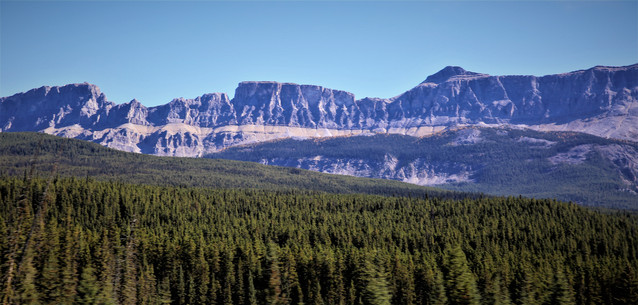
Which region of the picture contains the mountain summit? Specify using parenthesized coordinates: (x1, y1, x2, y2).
(422, 66, 486, 84)
(1, 64, 637, 156)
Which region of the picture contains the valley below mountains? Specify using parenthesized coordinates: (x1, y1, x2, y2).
(2, 64, 637, 208)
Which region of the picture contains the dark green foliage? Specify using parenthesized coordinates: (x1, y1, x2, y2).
(442, 247, 480, 305)
(1, 177, 637, 304)
(360, 253, 392, 305)
(76, 265, 99, 305)
(17, 249, 39, 305)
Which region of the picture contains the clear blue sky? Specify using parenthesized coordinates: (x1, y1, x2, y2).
(2, 1, 637, 107)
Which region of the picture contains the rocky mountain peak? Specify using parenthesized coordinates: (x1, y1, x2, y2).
(422, 66, 486, 84)
(0, 82, 114, 132)
(3, 82, 104, 103)
(129, 98, 142, 105)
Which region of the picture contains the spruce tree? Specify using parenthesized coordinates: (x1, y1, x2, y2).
(76, 265, 99, 305)
(16, 249, 39, 305)
(443, 246, 480, 305)
(39, 225, 61, 305)
(360, 253, 392, 305)
(267, 243, 284, 305)
(549, 267, 575, 305)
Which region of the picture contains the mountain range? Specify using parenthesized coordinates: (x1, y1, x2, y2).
(2, 64, 636, 156)
(2, 64, 637, 207)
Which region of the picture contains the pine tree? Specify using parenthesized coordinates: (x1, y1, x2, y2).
(175, 264, 186, 305)
(157, 276, 172, 305)
(76, 265, 99, 305)
(60, 225, 79, 304)
(360, 253, 392, 305)
(309, 280, 324, 305)
(549, 267, 575, 305)
(39, 223, 61, 305)
(513, 265, 534, 305)
(391, 256, 415, 305)
(121, 225, 138, 305)
(219, 250, 234, 305)
(267, 243, 284, 305)
(443, 246, 480, 305)
(195, 241, 210, 305)
(95, 230, 116, 305)
(137, 259, 157, 305)
(16, 248, 39, 305)
(246, 270, 258, 305)
(2, 179, 35, 305)
(483, 273, 512, 305)
(613, 263, 638, 305)
(429, 266, 448, 305)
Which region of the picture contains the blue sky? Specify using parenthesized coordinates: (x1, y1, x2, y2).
(1, 1, 637, 106)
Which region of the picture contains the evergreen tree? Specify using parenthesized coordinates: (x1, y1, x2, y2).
(613, 263, 638, 305)
(60, 225, 79, 304)
(95, 230, 116, 305)
(309, 280, 324, 305)
(549, 267, 575, 305)
(195, 241, 210, 305)
(157, 276, 172, 305)
(429, 266, 448, 305)
(443, 246, 480, 305)
(76, 265, 99, 305)
(513, 265, 534, 305)
(391, 256, 415, 305)
(16, 249, 39, 305)
(360, 253, 392, 305)
(121, 225, 138, 305)
(246, 270, 258, 305)
(38, 226, 61, 305)
(137, 260, 157, 305)
(266, 243, 285, 305)
(483, 273, 511, 305)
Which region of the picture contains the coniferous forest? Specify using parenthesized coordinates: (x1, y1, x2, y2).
(2, 176, 638, 304)
(1, 133, 638, 304)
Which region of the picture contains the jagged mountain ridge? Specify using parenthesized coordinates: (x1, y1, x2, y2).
(1, 64, 637, 156)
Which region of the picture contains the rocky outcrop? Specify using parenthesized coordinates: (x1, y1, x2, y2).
(257, 155, 474, 186)
(208, 128, 638, 207)
(0, 83, 112, 131)
(1, 64, 637, 156)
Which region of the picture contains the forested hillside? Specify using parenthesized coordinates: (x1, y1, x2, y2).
(0, 132, 461, 199)
(1, 177, 637, 304)
(208, 128, 638, 209)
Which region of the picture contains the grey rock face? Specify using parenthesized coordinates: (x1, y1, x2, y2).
(257, 155, 474, 186)
(1, 64, 637, 156)
(0, 83, 113, 131)
(386, 65, 638, 127)
(147, 93, 234, 127)
(231, 81, 358, 128)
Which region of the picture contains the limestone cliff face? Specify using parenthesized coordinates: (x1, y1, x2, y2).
(0, 83, 113, 131)
(399, 65, 638, 125)
(1, 64, 637, 156)
(146, 93, 234, 127)
(231, 81, 359, 128)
